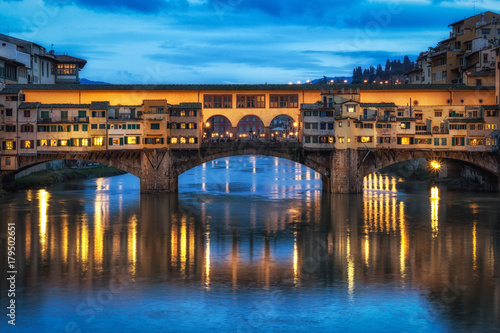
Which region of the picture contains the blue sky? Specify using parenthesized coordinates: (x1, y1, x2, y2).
(0, 0, 498, 84)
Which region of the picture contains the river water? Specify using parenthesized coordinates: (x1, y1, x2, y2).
(1, 155, 500, 332)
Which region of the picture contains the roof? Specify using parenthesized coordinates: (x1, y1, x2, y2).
(483, 105, 500, 110)
(90, 101, 110, 110)
(54, 55, 87, 69)
(0, 87, 21, 94)
(40, 103, 91, 109)
(300, 103, 321, 110)
(360, 103, 396, 108)
(405, 68, 423, 74)
(467, 71, 495, 77)
(0, 56, 26, 68)
(448, 118, 484, 123)
(429, 50, 448, 58)
(169, 102, 202, 109)
(18, 102, 40, 109)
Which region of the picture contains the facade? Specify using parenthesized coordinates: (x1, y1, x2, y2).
(0, 34, 86, 85)
(0, 83, 499, 171)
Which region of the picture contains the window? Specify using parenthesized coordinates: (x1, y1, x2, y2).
(397, 111, 404, 117)
(338, 137, 345, 143)
(112, 138, 120, 145)
(338, 121, 342, 128)
(469, 138, 484, 146)
(60, 140, 68, 146)
(486, 110, 499, 117)
(204, 95, 232, 108)
(481, 29, 490, 35)
(127, 137, 137, 144)
(359, 136, 372, 143)
(61, 111, 68, 122)
(400, 122, 411, 129)
(6, 141, 13, 150)
(158, 108, 164, 114)
(91, 124, 98, 129)
(171, 137, 178, 144)
(486, 124, 498, 130)
(73, 124, 79, 131)
(269, 94, 298, 108)
(415, 113, 422, 121)
(236, 95, 266, 108)
(416, 125, 427, 131)
(57, 63, 77, 75)
(82, 124, 88, 131)
(73, 139, 80, 147)
(24, 110, 30, 118)
(151, 123, 160, 130)
(363, 123, 373, 129)
(346, 105, 356, 113)
(449, 124, 467, 130)
(180, 111, 186, 117)
(469, 124, 475, 130)
(6, 109, 12, 117)
(40, 140, 48, 147)
(81, 139, 88, 146)
(6, 125, 16, 132)
(189, 137, 195, 144)
(476, 79, 482, 87)
(21, 124, 33, 132)
(401, 137, 410, 145)
(441, 138, 447, 145)
(40, 110, 49, 119)
(93, 137, 104, 146)
(78, 110, 87, 118)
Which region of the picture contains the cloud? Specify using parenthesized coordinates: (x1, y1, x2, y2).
(44, 0, 189, 13)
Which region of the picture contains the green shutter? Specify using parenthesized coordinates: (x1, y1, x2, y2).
(120, 138, 124, 145)
(137, 124, 140, 129)
(124, 136, 128, 144)
(37, 140, 40, 146)
(109, 138, 113, 145)
(467, 138, 470, 145)
(397, 137, 401, 145)
(461, 137, 465, 146)
(428, 139, 431, 144)
(410, 137, 414, 144)
(452, 139, 455, 146)
(69, 139, 73, 147)
(57, 140, 61, 146)
(136, 136, 140, 144)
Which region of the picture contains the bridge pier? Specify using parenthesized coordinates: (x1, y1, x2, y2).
(140, 150, 178, 193)
(327, 149, 363, 194)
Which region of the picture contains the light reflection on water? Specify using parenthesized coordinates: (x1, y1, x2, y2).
(0, 156, 500, 332)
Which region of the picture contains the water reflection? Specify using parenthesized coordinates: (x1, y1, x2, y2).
(1, 162, 500, 332)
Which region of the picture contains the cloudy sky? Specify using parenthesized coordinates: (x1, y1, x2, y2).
(0, 0, 498, 84)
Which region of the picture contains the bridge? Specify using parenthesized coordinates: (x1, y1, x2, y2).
(2, 142, 500, 193)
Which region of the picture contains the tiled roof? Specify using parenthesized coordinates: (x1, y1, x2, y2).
(40, 103, 91, 108)
(468, 71, 495, 77)
(483, 105, 500, 110)
(90, 101, 110, 110)
(360, 103, 396, 108)
(18, 102, 40, 109)
(0, 87, 22, 94)
(300, 103, 321, 110)
(4, 83, 495, 92)
(169, 103, 202, 109)
(448, 118, 484, 123)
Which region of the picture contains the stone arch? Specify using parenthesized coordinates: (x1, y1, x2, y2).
(235, 115, 265, 139)
(358, 150, 500, 190)
(269, 114, 298, 140)
(205, 115, 233, 140)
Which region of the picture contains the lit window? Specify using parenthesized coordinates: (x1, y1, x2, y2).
(6, 141, 13, 150)
(338, 137, 345, 143)
(171, 137, 178, 144)
(93, 137, 103, 146)
(113, 138, 120, 145)
(361, 136, 371, 143)
(127, 137, 137, 144)
(180, 111, 186, 116)
(24, 141, 31, 148)
(60, 140, 67, 146)
(81, 139, 88, 146)
(401, 137, 410, 145)
(51, 140, 57, 147)
(347, 138, 351, 143)
(57, 63, 77, 75)
(347, 105, 356, 113)
(328, 137, 334, 143)
(74, 139, 80, 147)
(181, 123, 186, 129)
(151, 123, 160, 130)
(189, 137, 195, 144)
(180, 137, 186, 144)
(41, 140, 48, 146)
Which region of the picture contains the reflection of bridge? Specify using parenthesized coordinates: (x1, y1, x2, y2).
(3, 142, 500, 192)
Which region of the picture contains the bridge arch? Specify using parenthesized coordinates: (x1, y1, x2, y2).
(270, 114, 298, 141)
(236, 115, 265, 139)
(358, 150, 500, 190)
(205, 115, 233, 139)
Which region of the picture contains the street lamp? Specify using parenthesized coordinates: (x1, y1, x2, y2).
(429, 160, 441, 171)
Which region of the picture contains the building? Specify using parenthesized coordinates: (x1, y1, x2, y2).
(0, 34, 86, 85)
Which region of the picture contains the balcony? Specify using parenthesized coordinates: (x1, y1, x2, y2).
(360, 115, 377, 121)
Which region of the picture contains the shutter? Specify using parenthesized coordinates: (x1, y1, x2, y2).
(452, 138, 455, 146)
(2, 141, 5, 150)
(136, 136, 140, 144)
(467, 138, 470, 145)
(195, 137, 198, 144)
(397, 137, 401, 145)
(194, 123, 197, 129)
(124, 136, 128, 144)
(12, 141, 16, 150)
(428, 139, 432, 144)
(410, 137, 414, 144)
(120, 138, 123, 145)
(57, 140, 61, 146)
(167, 138, 171, 144)
(67, 125, 71, 132)
(166, 123, 170, 129)
(109, 138, 113, 146)
(30, 140, 34, 148)
(21, 140, 25, 148)
(461, 137, 465, 146)
(37, 140, 40, 146)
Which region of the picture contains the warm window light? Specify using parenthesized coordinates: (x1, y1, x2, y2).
(93, 137, 103, 146)
(41, 140, 48, 147)
(401, 137, 410, 145)
(6, 141, 13, 150)
(127, 137, 137, 144)
(60, 140, 67, 146)
(189, 137, 195, 144)
(51, 140, 57, 147)
(81, 139, 88, 146)
(361, 136, 371, 143)
(180, 137, 186, 144)
(171, 137, 178, 144)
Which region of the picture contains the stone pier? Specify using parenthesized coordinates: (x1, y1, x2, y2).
(140, 150, 178, 193)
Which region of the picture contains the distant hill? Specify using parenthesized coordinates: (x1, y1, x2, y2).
(80, 78, 111, 85)
(310, 76, 352, 84)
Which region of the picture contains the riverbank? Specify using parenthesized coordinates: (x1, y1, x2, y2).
(13, 166, 127, 190)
